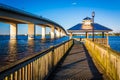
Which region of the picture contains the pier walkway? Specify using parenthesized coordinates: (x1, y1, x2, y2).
(51, 41, 105, 80)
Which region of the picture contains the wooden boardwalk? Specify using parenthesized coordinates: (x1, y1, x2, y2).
(51, 41, 105, 80)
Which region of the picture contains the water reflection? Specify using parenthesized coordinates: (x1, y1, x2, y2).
(0, 36, 69, 67)
(27, 39, 35, 53)
(8, 40, 17, 62)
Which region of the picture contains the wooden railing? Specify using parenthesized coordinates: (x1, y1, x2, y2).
(88, 38, 108, 46)
(85, 39, 120, 80)
(0, 39, 73, 80)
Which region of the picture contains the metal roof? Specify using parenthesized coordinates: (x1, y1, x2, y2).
(67, 23, 112, 33)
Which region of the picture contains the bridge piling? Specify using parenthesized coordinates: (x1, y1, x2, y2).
(28, 24, 35, 39)
(10, 23, 17, 39)
(50, 26, 55, 39)
(41, 25, 46, 40)
(56, 28, 60, 38)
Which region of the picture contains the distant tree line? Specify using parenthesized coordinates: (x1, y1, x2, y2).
(109, 32, 120, 36)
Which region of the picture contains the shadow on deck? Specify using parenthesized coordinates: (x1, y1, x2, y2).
(49, 41, 105, 80)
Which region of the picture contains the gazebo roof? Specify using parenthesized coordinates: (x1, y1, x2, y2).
(67, 23, 112, 33)
(83, 17, 91, 20)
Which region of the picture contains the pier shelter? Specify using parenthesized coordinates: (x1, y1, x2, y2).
(67, 17, 112, 46)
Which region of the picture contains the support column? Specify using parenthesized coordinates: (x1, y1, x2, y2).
(70, 32, 73, 39)
(50, 26, 55, 39)
(61, 31, 64, 37)
(28, 24, 35, 39)
(106, 32, 109, 46)
(56, 28, 60, 38)
(60, 31, 63, 37)
(62, 32, 64, 36)
(10, 23, 17, 39)
(59, 30, 61, 37)
(41, 25, 46, 40)
(63, 33, 66, 36)
(86, 32, 89, 38)
(102, 32, 104, 38)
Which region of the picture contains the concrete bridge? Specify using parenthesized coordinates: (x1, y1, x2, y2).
(0, 4, 67, 39)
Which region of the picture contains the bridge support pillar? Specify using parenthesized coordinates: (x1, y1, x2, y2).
(60, 31, 63, 37)
(70, 32, 73, 39)
(50, 26, 55, 39)
(28, 24, 35, 39)
(63, 33, 66, 36)
(42, 26, 46, 40)
(56, 28, 60, 38)
(10, 23, 17, 39)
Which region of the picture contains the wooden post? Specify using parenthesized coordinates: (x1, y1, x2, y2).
(102, 32, 104, 38)
(106, 32, 109, 46)
(18, 69, 21, 80)
(14, 71, 18, 80)
(22, 67, 25, 80)
(86, 32, 89, 38)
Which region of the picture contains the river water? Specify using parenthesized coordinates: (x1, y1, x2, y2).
(0, 36, 69, 67)
(0, 35, 120, 67)
(109, 36, 120, 53)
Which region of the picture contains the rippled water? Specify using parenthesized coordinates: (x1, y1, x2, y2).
(0, 36, 69, 67)
(0, 36, 69, 55)
(109, 36, 120, 52)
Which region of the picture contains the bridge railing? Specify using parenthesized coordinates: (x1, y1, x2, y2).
(0, 39, 73, 80)
(85, 39, 120, 80)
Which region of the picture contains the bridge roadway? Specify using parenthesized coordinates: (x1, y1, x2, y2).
(51, 41, 108, 80)
(0, 4, 66, 40)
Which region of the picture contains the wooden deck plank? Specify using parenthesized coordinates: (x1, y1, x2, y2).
(51, 41, 104, 80)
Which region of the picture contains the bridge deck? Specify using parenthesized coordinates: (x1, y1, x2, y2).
(51, 41, 105, 80)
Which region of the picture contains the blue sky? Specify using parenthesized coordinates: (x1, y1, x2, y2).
(0, 0, 120, 34)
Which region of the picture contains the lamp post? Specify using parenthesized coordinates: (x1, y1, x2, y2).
(92, 11, 95, 41)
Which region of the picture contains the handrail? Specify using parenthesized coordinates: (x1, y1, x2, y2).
(85, 39, 120, 80)
(0, 39, 73, 80)
(87, 38, 108, 46)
